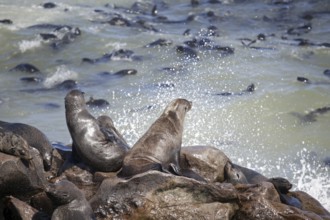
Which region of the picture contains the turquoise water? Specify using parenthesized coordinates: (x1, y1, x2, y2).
(0, 0, 329, 209)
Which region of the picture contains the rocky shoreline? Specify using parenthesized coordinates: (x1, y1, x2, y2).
(0, 90, 330, 220)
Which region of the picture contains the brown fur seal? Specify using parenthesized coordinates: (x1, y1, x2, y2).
(224, 161, 248, 185)
(118, 98, 192, 179)
(226, 163, 303, 209)
(0, 127, 32, 160)
(267, 177, 302, 209)
(0, 121, 53, 170)
(64, 89, 129, 172)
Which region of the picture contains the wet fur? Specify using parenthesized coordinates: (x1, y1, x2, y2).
(118, 99, 191, 178)
(65, 90, 129, 172)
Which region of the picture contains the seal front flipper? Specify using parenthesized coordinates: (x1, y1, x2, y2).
(165, 163, 181, 175)
(97, 115, 130, 150)
(180, 168, 207, 182)
(167, 163, 206, 182)
(117, 163, 163, 179)
(100, 127, 118, 143)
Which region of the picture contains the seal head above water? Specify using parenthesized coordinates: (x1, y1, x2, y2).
(65, 89, 129, 172)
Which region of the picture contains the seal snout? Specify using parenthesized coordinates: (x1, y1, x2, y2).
(187, 101, 192, 111)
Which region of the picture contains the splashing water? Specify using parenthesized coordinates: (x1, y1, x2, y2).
(43, 65, 78, 88)
(1, 0, 329, 211)
(18, 39, 42, 53)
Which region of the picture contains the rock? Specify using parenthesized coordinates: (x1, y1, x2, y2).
(46, 149, 65, 179)
(46, 179, 95, 220)
(58, 159, 98, 200)
(3, 196, 49, 220)
(234, 182, 286, 219)
(0, 149, 47, 201)
(30, 191, 54, 216)
(289, 191, 330, 218)
(180, 145, 230, 183)
(90, 170, 238, 219)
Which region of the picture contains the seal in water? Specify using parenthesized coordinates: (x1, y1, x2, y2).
(0, 121, 52, 170)
(65, 89, 129, 172)
(0, 127, 32, 160)
(46, 180, 95, 220)
(117, 98, 192, 179)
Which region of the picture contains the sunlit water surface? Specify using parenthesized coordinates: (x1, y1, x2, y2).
(0, 0, 329, 210)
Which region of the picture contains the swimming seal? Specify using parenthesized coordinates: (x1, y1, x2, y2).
(65, 89, 129, 172)
(118, 98, 192, 178)
(0, 127, 32, 160)
(46, 180, 95, 220)
(0, 121, 52, 169)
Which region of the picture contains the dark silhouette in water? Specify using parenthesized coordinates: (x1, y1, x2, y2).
(291, 106, 330, 123)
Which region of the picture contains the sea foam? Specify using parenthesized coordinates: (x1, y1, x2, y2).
(43, 65, 78, 88)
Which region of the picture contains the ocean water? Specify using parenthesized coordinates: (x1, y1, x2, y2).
(0, 0, 329, 210)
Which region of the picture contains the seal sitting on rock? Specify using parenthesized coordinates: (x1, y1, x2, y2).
(118, 98, 204, 181)
(65, 89, 129, 172)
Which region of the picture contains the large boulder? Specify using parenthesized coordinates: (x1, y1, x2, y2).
(289, 191, 330, 219)
(90, 170, 239, 219)
(181, 145, 230, 183)
(2, 196, 49, 220)
(57, 157, 99, 200)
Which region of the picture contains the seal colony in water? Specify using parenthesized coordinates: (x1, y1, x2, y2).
(64, 89, 129, 172)
(118, 98, 204, 181)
